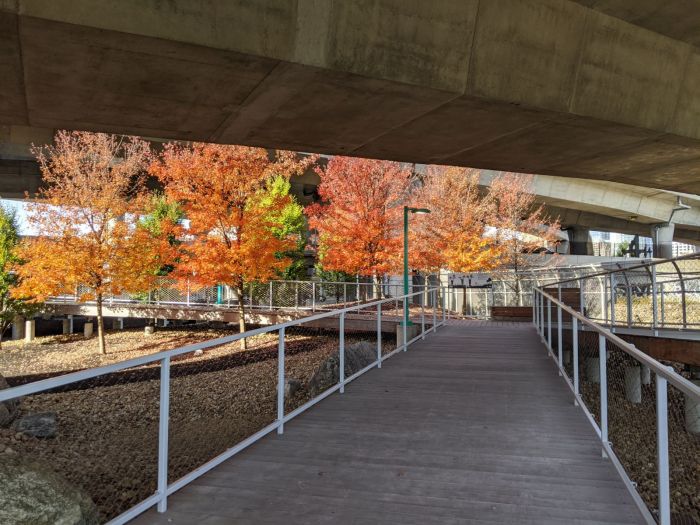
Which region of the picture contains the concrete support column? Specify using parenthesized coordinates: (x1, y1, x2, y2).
(569, 227, 593, 255)
(686, 379, 700, 435)
(652, 223, 675, 259)
(624, 365, 642, 404)
(62, 317, 72, 335)
(84, 322, 94, 339)
(112, 317, 124, 330)
(24, 319, 35, 342)
(11, 316, 25, 340)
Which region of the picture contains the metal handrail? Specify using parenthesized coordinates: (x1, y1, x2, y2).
(547, 252, 700, 288)
(533, 286, 700, 525)
(0, 286, 446, 525)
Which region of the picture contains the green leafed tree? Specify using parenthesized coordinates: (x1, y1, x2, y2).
(0, 206, 38, 347)
(139, 192, 185, 276)
(259, 176, 308, 280)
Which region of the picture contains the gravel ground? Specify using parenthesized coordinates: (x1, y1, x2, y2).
(0, 326, 389, 522)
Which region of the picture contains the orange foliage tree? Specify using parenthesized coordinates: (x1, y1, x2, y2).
(14, 131, 174, 354)
(149, 143, 314, 344)
(488, 172, 561, 304)
(410, 166, 502, 312)
(306, 156, 414, 298)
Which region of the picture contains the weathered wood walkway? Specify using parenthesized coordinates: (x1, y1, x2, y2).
(133, 322, 645, 525)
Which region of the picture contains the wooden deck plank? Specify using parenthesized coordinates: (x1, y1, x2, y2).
(132, 323, 645, 525)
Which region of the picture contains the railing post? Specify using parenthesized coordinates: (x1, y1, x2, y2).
(442, 287, 446, 323)
(295, 282, 299, 310)
(403, 297, 408, 351)
(186, 280, 191, 307)
(610, 274, 616, 332)
(432, 289, 437, 331)
(660, 282, 665, 327)
(277, 327, 285, 434)
(344, 283, 347, 305)
(656, 370, 671, 525)
(599, 334, 608, 458)
(626, 282, 632, 328)
(269, 281, 273, 310)
(157, 356, 171, 513)
(421, 293, 425, 339)
(547, 298, 552, 353)
(339, 312, 345, 393)
(376, 302, 382, 368)
(578, 278, 584, 315)
(539, 292, 544, 337)
(557, 304, 563, 374)
(651, 265, 658, 335)
(572, 317, 579, 405)
(312, 281, 316, 312)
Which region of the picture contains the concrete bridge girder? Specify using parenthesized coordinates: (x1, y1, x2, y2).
(2, 1, 700, 192)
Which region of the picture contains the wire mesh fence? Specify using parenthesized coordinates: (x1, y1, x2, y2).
(0, 287, 443, 524)
(1, 364, 161, 522)
(538, 288, 700, 525)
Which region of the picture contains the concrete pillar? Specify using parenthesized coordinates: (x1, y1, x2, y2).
(624, 365, 642, 404)
(686, 379, 700, 435)
(395, 324, 419, 348)
(641, 365, 651, 385)
(569, 227, 593, 256)
(652, 223, 675, 259)
(24, 320, 35, 342)
(84, 322, 93, 339)
(111, 317, 124, 330)
(62, 318, 71, 335)
(11, 316, 25, 340)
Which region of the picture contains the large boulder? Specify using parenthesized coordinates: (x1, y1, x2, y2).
(15, 412, 57, 439)
(309, 341, 377, 397)
(0, 454, 99, 525)
(0, 373, 20, 428)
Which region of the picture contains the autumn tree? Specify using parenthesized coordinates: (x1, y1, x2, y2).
(306, 156, 413, 298)
(0, 206, 38, 347)
(150, 143, 314, 346)
(14, 131, 174, 354)
(488, 172, 561, 305)
(410, 166, 501, 313)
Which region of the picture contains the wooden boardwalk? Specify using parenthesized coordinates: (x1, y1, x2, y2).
(133, 322, 645, 525)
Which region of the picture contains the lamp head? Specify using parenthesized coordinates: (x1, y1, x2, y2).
(409, 207, 431, 215)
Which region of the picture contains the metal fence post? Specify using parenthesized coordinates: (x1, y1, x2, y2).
(557, 304, 563, 374)
(157, 356, 171, 513)
(656, 371, 671, 525)
(572, 317, 579, 405)
(539, 292, 544, 337)
(344, 283, 347, 305)
(277, 327, 285, 435)
(421, 293, 425, 339)
(377, 302, 382, 368)
(339, 312, 345, 393)
(432, 289, 437, 331)
(442, 287, 446, 323)
(651, 265, 658, 335)
(269, 281, 273, 310)
(626, 281, 632, 328)
(547, 298, 552, 353)
(312, 281, 316, 312)
(599, 334, 608, 458)
(186, 280, 191, 307)
(660, 282, 665, 327)
(578, 278, 584, 315)
(295, 282, 299, 310)
(403, 297, 408, 351)
(610, 274, 616, 332)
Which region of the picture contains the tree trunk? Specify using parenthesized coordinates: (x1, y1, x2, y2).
(373, 275, 382, 300)
(236, 281, 247, 350)
(96, 292, 106, 354)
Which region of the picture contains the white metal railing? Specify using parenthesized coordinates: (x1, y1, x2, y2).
(0, 287, 446, 524)
(533, 287, 700, 524)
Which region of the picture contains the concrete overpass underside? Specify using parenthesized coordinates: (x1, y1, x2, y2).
(3, 1, 700, 193)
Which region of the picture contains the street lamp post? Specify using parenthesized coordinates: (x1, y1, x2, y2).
(403, 206, 430, 326)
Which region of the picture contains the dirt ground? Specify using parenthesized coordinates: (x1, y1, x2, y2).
(0, 325, 389, 522)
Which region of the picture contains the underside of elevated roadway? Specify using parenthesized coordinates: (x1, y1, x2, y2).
(3, 1, 700, 193)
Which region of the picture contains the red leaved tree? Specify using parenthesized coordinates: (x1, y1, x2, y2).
(150, 143, 314, 346)
(14, 131, 174, 354)
(306, 156, 414, 298)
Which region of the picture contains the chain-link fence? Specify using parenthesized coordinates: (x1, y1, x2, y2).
(0, 287, 444, 524)
(536, 288, 700, 524)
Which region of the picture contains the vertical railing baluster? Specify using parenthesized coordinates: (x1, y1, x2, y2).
(421, 292, 425, 339)
(376, 302, 382, 368)
(403, 296, 408, 351)
(277, 327, 285, 434)
(651, 265, 658, 335)
(547, 298, 552, 353)
(599, 334, 608, 458)
(339, 313, 345, 393)
(432, 289, 437, 331)
(656, 370, 671, 525)
(573, 317, 579, 406)
(610, 274, 616, 332)
(157, 356, 171, 513)
(557, 304, 563, 374)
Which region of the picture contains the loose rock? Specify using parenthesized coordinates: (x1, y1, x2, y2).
(308, 341, 376, 397)
(0, 454, 99, 525)
(15, 412, 57, 439)
(284, 378, 302, 398)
